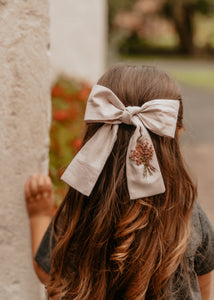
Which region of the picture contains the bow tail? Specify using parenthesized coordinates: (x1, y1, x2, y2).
(126, 124, 166, 200)
(61, 124, 119, 196)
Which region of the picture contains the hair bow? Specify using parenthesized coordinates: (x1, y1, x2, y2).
(61, 85, 180, 199)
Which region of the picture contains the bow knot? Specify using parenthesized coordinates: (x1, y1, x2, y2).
(121, 106, 140, 125)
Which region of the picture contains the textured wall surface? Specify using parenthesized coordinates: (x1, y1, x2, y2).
(0, 1, 50, 299)
(50, 0, 107, 83)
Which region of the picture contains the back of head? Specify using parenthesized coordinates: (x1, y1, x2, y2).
(48, 64, 196, 300)
(98, 64, 182, 110)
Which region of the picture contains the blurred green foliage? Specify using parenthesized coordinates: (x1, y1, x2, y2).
(50, 77, 91, 205)
(162, 0, 212, 18)
(162, 0, 214, 53)
(118, 33, 177, 56)
(108, 0, 133, 31)
(108, 0, 214, 55)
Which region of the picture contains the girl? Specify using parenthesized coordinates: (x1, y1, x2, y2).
(25, 65, 214, 299)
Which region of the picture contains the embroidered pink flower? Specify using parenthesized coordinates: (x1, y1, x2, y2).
(129, 141, 156, 177)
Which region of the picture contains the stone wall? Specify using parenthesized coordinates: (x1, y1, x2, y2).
(0, 1, 50, 299)
(50, 0, 107, 83)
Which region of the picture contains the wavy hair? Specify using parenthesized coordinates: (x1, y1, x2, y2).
(47, 65, 197, 299)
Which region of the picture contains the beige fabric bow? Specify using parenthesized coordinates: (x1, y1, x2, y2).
(61, 85, 180, 199)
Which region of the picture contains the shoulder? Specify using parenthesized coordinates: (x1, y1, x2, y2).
(185, 202, 202, 257)
(186, 201, 214, 276)
(192, 202, 214, 246)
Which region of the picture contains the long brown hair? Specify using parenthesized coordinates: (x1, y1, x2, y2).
(47, 65, 197, 299)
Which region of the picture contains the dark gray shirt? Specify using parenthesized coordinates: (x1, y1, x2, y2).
(35, 202, 214, 299)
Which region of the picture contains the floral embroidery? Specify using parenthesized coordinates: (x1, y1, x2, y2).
(129, 141, 156, 177)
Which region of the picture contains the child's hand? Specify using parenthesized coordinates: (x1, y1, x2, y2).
(25, 174, 55, 218)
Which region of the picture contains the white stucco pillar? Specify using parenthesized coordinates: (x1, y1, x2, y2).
(0, 1, 50, 299)
(50, 0, 107, 83)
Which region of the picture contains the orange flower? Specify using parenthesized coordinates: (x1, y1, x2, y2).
(77, 86, 91, 101)
(71, 138, 82, 152)
(53, 110, 70, 121)
(51, 85, 66, 98)
(53, 107, 78, 122)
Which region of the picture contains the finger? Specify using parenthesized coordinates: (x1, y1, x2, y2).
(38, 175, 52, 193)
(44, 176, 53, 193)
(29, 173, 39, 196)
(38, 174, 46, 193)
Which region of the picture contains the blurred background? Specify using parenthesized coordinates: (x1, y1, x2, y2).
(50, 0, 214, 231)
(1, 1, 213, 298)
